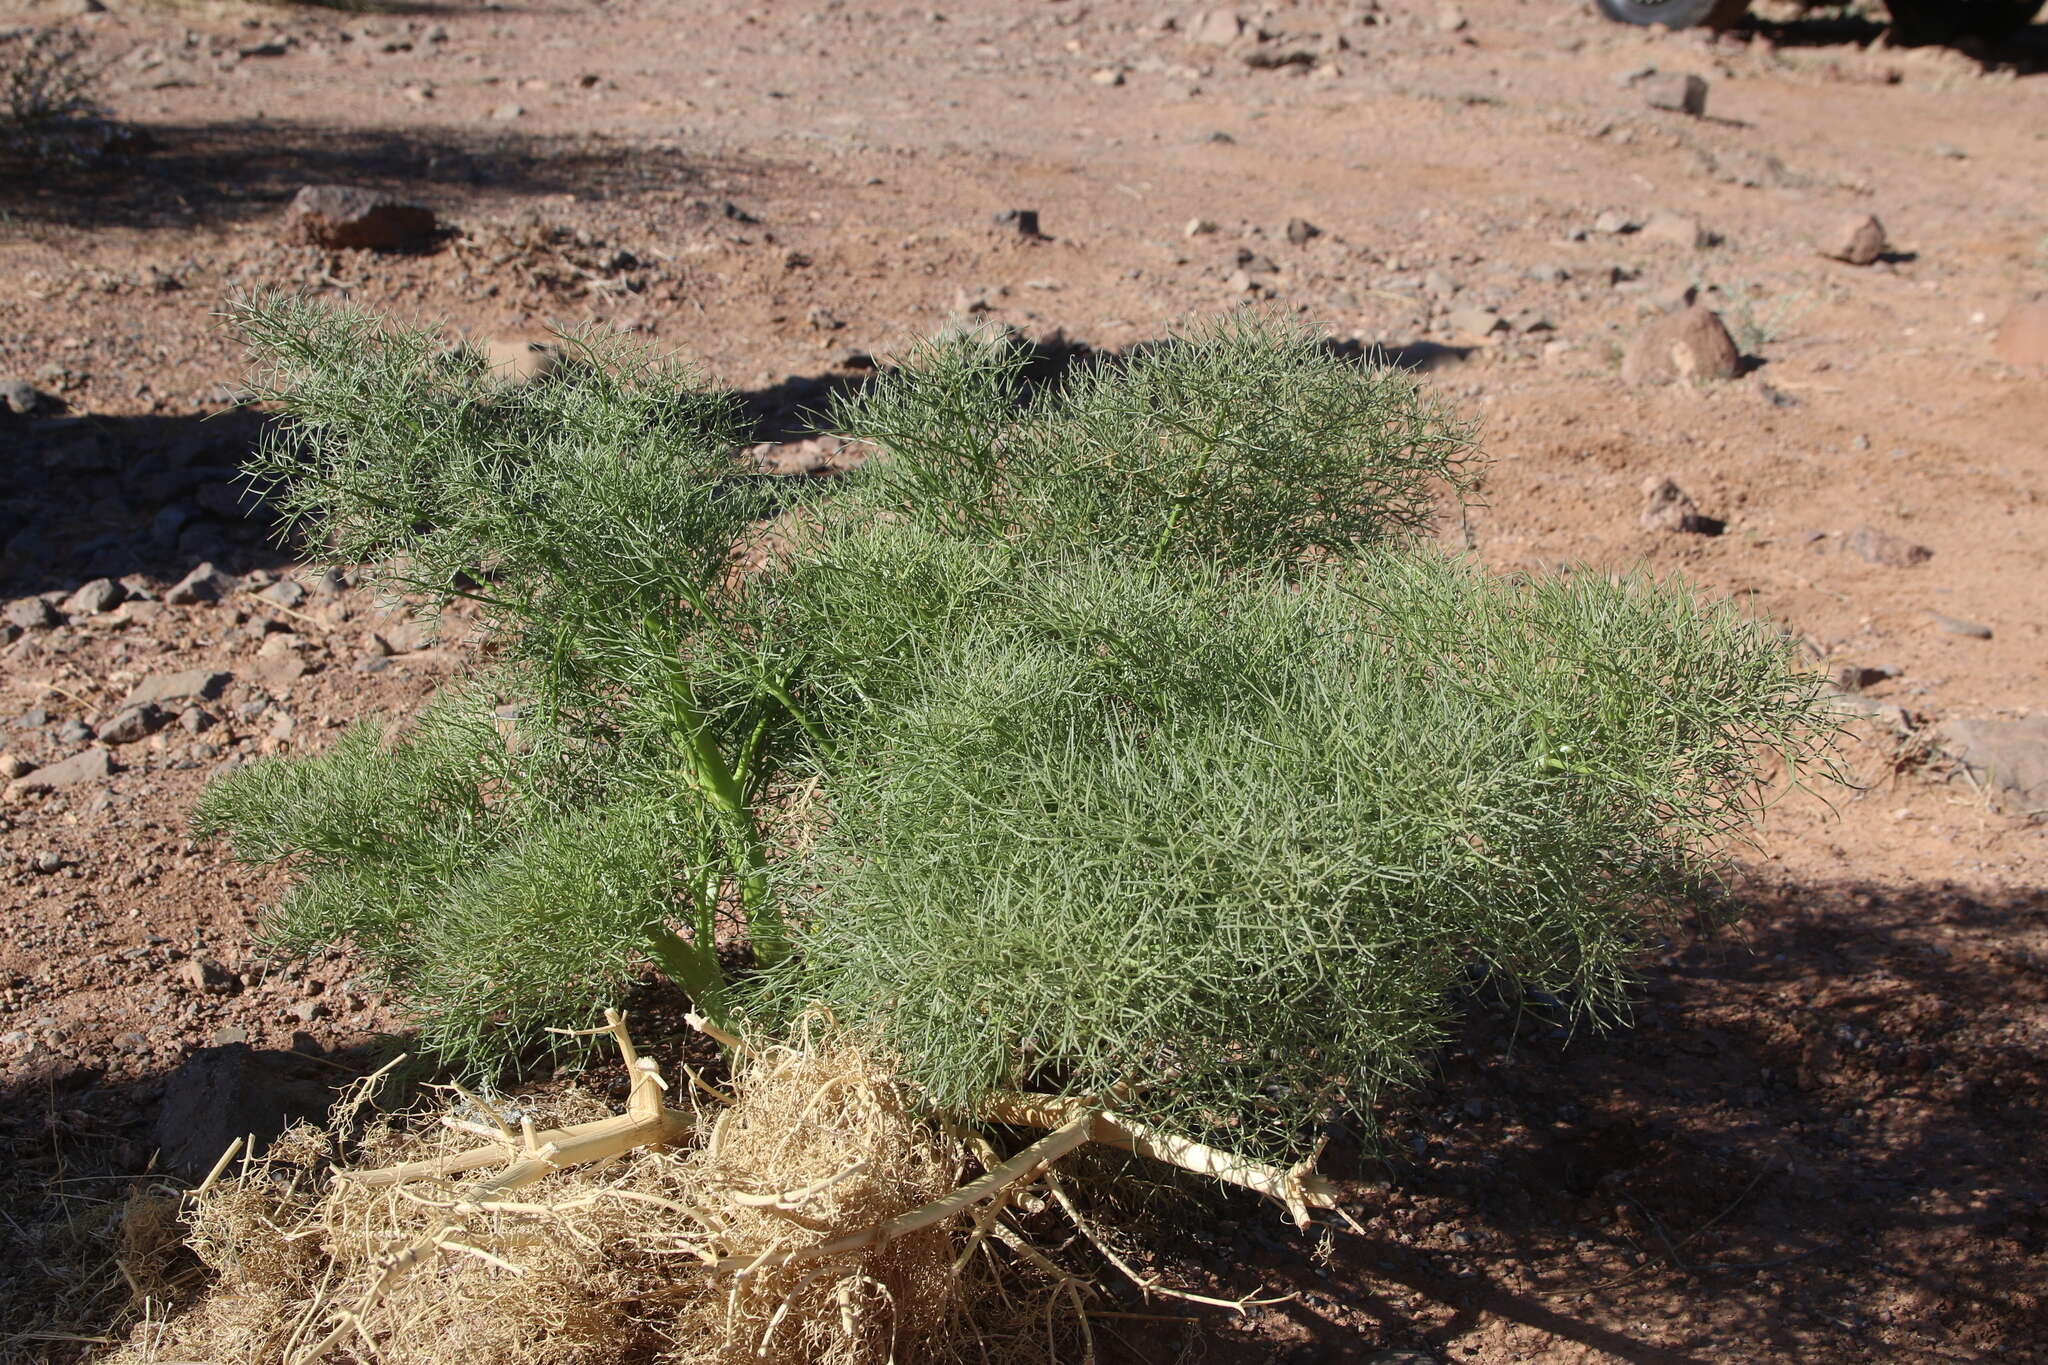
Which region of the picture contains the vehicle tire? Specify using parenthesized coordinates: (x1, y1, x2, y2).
(1885, 0, 2044, 41)
(1593, 0, 1752, 28)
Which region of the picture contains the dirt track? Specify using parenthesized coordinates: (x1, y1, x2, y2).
(3, 0, 2046, 1360)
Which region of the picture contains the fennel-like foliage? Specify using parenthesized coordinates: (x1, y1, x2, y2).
(197, 298, 1833, 1158)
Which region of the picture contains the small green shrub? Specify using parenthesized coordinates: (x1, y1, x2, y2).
(199, 297, 1836, 1161)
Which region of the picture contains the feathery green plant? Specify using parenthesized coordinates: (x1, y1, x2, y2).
(198, 297, 1835, 1159)
(762, 536, 1827, 1157)
(828, 317, 1475, 571)
(203, 295, 820, 1041)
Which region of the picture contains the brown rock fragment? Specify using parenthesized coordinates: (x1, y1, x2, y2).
(478, 338, 564, 384)
(1621, 305, 1741, 386)
(1642, 72, 1708, 116)
(1820, 214, 1887, 266)
(1187, 9, 1246, 46)
(1640, 476, 1715, 534)
(126, 669, 233, 707)
(1926, 611, 1991, 639)
(5, 746, 113, 798)
(1844, 526, 1932, 568)
(1938, 715, 2048, 814)
(284, 185, 440, 252)
(1641, 213, 1708, 250)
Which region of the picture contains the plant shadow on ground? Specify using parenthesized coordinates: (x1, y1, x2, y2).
(738, 334, 1473, 447)
(5, 872, 2042, 1363)
(1, 306, 1475, 600)
(0, 969, 720, 1363)
(0, 408, 300, 601)
(0, 1032, 399, 1365)
(1090, 873, 2048, 1363)
(0, 119, 764, 234)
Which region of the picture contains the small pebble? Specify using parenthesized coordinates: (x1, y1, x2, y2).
(1926, 611, 1992, 639)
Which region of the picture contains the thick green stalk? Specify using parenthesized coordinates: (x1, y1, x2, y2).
(663, 670, 787, 966)
(644, 924, 730, 1028)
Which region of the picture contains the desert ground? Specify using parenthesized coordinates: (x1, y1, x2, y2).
(3, 0, 2045, 1360)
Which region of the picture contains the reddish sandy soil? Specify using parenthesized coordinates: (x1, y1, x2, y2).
(2, 0, 2045, 1360)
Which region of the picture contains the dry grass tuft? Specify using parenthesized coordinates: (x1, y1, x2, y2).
(104, 1028, 1071, 1365)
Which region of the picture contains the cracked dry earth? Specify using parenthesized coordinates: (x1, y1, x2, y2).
(3, 0, 2046, 1361)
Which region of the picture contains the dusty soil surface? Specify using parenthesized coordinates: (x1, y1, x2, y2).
(3, 0, 2045, 1360)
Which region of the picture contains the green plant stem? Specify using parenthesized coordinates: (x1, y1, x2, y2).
(645, 924, 730, 1028)
(664, 672, 786, 965)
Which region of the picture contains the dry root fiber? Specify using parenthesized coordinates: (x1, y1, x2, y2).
(110, 1012, 1323, 1365)
(109, 1020, 1025, 1365)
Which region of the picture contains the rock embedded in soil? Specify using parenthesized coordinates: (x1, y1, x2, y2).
(175, 958, 237, 994)
(479, 338, 562, 384)
(1640, 476, 1716, 534)
(1845, 526, 1933, 567)
(1642, 212, 1708, 250)
(1285, 216, 1321, 246)
(1821, 213, 1888, 266)
(1643, 72, 1708, 117)
(4, 597, 61, 631)
(283, 185, 441, 252)
(5, 746, 113, 798)
(1992, 295, 2048, 368)
(1937, 714, 2048, 813)
(1832, 664, 1897, 692)
(151, 1043, 343, 1176)
(258, 577, 305, 610)
(1620, 305, 1741, 386)
(164, 561, 234, 606)
(59, 577, 124, 616)
(1187, 8, 1246, 46)
(1446, 308, 1506, 339)
(990, 208, 1042, 238)
(1926, 610, 1992, 639)
(1, 379, 46, 416)
(99, 703, 171, 745)
(125, 668, 233, 707)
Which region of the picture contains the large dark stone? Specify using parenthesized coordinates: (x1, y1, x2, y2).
(284, 185, 440, 252)
(151, 1043, 338, 1175)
